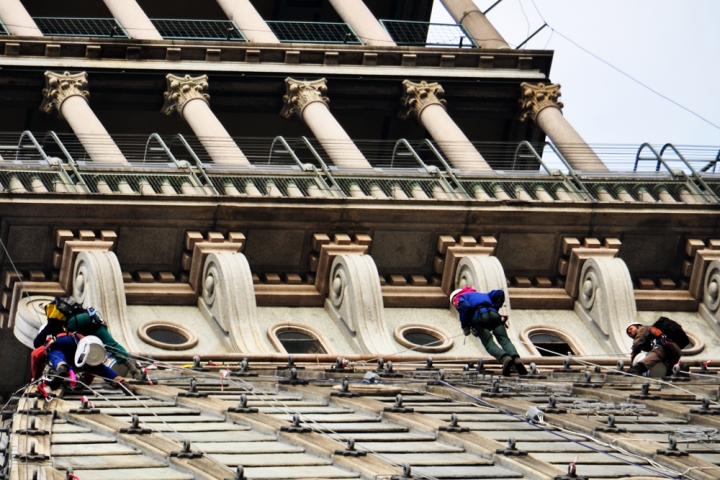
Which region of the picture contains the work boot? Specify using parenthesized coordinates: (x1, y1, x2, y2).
(501, 355, 513, 376)
(49, 364, 68, 390)
(627, 363, 648, 376)
(125, 361, 142, 380)
(513, 357, 528, 376)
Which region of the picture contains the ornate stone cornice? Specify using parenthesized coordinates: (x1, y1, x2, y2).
(40, 71, 89, 118)
(399, 80, 446, 121)
(519, 82, 563, 122)
(281, 78, 329, 119)
(161, 74, 210, 118)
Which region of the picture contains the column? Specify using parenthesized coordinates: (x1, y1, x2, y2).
(40, 72, 128, 164)
(440, 0, 509, 49)
(216, 0, 279, 43)
(400, 80, 492, 172)
(162, 74, 249, 166)
(0, 0, 43, 36)
(281, 78, 372, 171)
(519, 83, 609, 172)
(103, 0, 162, 40)
(328, 0, 395, 46)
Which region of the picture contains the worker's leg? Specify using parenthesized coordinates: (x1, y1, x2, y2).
(640, 347, 664, 370)
(491, 323, 518, 358)
(474, 327, 508, 361)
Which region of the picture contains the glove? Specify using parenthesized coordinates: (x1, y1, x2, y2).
(462, 327, 471, 336)
(125, 361, 142, 380)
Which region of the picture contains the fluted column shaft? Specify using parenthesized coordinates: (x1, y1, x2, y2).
(0, 0, 42, 36)
(162, 74, 249, 166)
(440, 0, 509, 49)
(400, 80, 491, 172)
(520, 83, 608, 173)
(216, 0, 279, 43)
(282, 78, 371, 171)
(40, 72, 127, 164)
(328, 0, 395, 46)
(103, 0, 162, 40)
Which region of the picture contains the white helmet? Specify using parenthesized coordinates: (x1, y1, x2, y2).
(75, 336, 106, 367)
(625, 323, 642, 336)
(450, 288, 463, 303)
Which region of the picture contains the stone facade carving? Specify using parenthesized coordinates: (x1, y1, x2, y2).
(454, 255, 511, 317)
(399, 80, 446, 121)
(73, 250, 135, 352)
(40, 71, 89, 118)
(13, 296, 51, 348)
(326, 254, 397, 354)
(518, 82, 563, 122)
(161, 74, 210, 118)
(574, 257, 636, 353)
(200, 252, 270, 353)
(280, 77, 329, 119)
(700, 259, 720, 325)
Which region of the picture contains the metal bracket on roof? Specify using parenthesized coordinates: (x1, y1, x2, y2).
(541, 396, 567, 415)
(384, 395, 414, 414)
(170, 440, 203, 459)
(663, 363, 690, 382)
(594, 414, 627, 433)
(177, 378, 208, 398)
(278, 368, 309, 386)
(326, 357, 353, 373)
(378, 360, 403, 378)
(224, 466, 246, 480)
(230, 358, 258, 378)
(119, 415, 152, 435)
(656, 436, 688, 457)
(16, 444, 49, 462)
(495, 437, 528, 456)
(276, 355, 305, 371)
(522, 362, 546, 380)
(573, 371, 603, 389)
(390, 464, 414, 480)
(189, 356, 210, 372)
(415, 356, 439, 372)
(439, 413, 469, 433)
(14, 416, 49, 436)
(16, 398, 53, 416)
(483, 379, 510, 398)
(628, 383, 660, 400)
(690, 397, 720, 415)
(426, 369, 450, 386)
(606, 360, 626, 376)
(280, 414, 311, 433)
(227, 394, 259, 414)
(330, 378, 359, 398)
(334, 438, 367, 457)
(68, 397, 100, 415)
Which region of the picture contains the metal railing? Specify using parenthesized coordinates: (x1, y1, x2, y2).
(379, 20, 475, 48)
(0, 131, 717, 204)
(151, 19, 246, 41)
(32, 17, 128, 38)
(266, 21, 361, 44)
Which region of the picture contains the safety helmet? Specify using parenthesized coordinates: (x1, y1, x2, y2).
(625, 323, 642, 336)
(75, 336, 106, 367)
(450, 289, 464, 304)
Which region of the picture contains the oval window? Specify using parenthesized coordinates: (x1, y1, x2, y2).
(403, 331, 440, 347)
(393, 324, 453, 353)
(529, 332, 576, 357)
(138, 320, 198, 351)
(277, 331, 326, 354)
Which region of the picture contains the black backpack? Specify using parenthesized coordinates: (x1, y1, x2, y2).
(653, 316, 690, 349)
(53, 297, 86, 319)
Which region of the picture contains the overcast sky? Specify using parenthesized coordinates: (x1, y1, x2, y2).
(431, 0, 720, 151)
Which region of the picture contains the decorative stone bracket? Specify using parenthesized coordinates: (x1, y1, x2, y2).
(557, 237, 620, 299)
(574, 256, 636, 353)
(434, 235, 497, 295)
(183, 231, 245, 295)
(200, 251, 270, 353)
(325, 254, 397, 354)
(310, 233, 371, 296)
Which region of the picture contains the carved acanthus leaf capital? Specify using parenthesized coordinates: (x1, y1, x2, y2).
(399, 80, 446, 121)
(161, 74, 210, 118)
(281, 78, 329, 119)
(519, 82, 563, 122)
(40, 71, 89, 118)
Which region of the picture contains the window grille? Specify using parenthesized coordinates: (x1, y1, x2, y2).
(32, 17, 128, 38)
(379, 20, 475, 48)
(151, 19, 246, 41)
(266, 21, 361, 44)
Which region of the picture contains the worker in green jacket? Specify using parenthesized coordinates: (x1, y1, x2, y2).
(34, 297, 142, 379)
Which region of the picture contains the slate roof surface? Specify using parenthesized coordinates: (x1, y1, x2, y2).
(4, 360, 720, 480)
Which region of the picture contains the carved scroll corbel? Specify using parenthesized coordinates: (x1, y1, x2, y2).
(575, 257, 636, 353)
(325, 254, 397, 354)
(454, 255, 511, 317)
(700, 259, 720, 325)
(200, 252, 270, 353)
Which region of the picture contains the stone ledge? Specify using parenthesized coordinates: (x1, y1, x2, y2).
(634, 290, 698, 311)
(254, 284, 324, 307)
(507, 288, 574, 309)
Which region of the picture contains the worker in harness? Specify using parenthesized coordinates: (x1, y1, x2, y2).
(626, 322, 682, 376)
(451, 286, 528, 376)
(44, 334, 126, 389)
(33, 297, 142, 379)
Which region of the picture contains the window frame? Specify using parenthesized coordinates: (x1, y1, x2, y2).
(267, 322, 335, 355)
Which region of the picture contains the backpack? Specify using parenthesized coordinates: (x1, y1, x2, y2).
(653, 316, 690, 349)
(53, 297, 86, 319)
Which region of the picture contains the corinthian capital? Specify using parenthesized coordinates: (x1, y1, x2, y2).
(399, 80, 446, 121)
(161, 74, 210, 118)
(281, 78, 329, 119)
(519, 82, 563, 122)
(40, 71, 89, 118)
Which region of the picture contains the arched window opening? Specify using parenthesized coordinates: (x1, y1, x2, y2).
(529, 332, 576, 357)
(277, 330, 326, 354)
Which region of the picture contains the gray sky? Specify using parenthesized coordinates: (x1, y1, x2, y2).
(431, 0, 720, 150)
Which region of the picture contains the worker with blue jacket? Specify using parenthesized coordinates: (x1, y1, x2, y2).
(451, 286, 528, 376)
